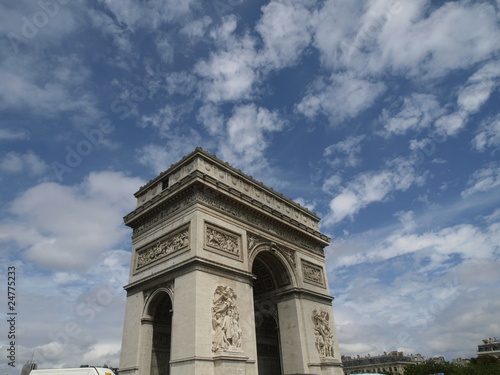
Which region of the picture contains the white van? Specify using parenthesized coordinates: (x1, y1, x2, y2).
(30, 367, 115, 375)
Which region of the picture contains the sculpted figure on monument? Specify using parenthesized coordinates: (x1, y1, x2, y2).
(136, 228, 189, 269)
(206, 226, 239, 255)
(211, 285, 243, 352)
(312, 308, 335, 358)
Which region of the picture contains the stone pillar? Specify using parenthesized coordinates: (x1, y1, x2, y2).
(139, 318, 154, 375)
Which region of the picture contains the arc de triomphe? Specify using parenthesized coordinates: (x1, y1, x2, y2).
(118, 148, 343, 375)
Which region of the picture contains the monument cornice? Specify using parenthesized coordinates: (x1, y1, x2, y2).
(276, 287, 335, 304)
(126, 148, 329, 239)
(124, 256, 255, 294)
(125, 171, 329, 249)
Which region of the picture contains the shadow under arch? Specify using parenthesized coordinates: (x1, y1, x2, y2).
(249, 243, 297, 289)
(143, 287, 174, 320)
(250, 246, 296, 375)
(143, 288, 173, 375)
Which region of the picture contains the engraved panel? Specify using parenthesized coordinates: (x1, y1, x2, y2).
(204, 223, 242, 261)
(301, 259, 325, 287)
(311, 308, 334, 358)
(135, 224, 190, 271)
(211, 285, 243, 353)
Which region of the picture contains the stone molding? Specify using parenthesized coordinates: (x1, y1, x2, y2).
(129, 186, 327, 258)
(134, 148, 321, 233)
(301, 259, 326, 288)
(204, 222, 242, 261)
(143, 281, 174, 303)
(135, 224, 190, 272)
(132, 194, 196, 237)
(274, 287, 334, 305)
(125, 256, 255, 294)
(247, 232, 296, 268)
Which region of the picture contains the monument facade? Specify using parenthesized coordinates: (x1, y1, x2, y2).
(118, 148, 343, 375)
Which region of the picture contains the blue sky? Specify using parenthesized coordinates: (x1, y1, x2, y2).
(1, 0, 499, 371)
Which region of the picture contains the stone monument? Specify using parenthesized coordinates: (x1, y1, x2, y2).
(118, 148, 343, 375)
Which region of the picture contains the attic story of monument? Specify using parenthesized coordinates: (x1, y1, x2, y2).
(117, 147, 343, 375)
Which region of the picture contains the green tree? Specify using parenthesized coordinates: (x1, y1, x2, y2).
(403, 357, 500, 375)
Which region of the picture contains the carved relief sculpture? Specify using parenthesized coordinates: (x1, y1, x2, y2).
(302, 260, 325, 287)
(211, 285, 243, 352)
(205, 224, 241, 260)
(311, 308, 334, 358)
(136, 226, 189, 270)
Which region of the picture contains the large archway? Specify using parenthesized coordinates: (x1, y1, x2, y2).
(148, 292, 173, 375)
(252, 250, 292, 375)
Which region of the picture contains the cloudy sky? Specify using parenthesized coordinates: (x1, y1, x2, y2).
(1, 0, 499, 371)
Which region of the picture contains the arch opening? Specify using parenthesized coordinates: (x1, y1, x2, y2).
(252, 250, 291, 375)
(149, 293, 173, 375)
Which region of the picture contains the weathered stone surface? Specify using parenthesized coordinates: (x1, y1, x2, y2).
(118, 148, 343, 375)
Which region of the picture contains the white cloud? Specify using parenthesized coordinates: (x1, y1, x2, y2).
(181, 16, 212, 40)
(0, 1, 83, 55)
(312, 1, 500, 79)
(329, 207, 500, 359)
(380, 94, 444, 136)
(0, 54, 101, 122)
(322, 174, 343, 193)
(472, 114, 500, 153)
(434, 111, 468, 138)
(194, 2, 317, 104)
(218, 104, 285, 175)
(195, 16, 258, 103)
(0, 151, 47, 175)
(88, 9, 136, 63)
(0, 171, 143, 270)
(2, 249, 130, 369)
(293, 197, 317, 212)
(324, 135, 365, 168)
(296, 73, 386, 124)
(155, 34, 174, 65)
(325, 157, 425, 224)
(136, 131, 203, 174)
(0, 128, 28, 141)
(162, 71, 198, 97)
(255, 1, 314, 70)
(432, 61, 500, 139)
(96, 0, 196, 30)
(462, 162, 500, 197)
(139, 105, 176, 137)
(197, 103, 225, 136)
(455, 60, 500, 118)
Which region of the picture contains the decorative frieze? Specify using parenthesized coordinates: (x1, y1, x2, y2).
(205, 223, 241, 260)
(135, 225, 190, 271)
(301, 259, 325, 287)
(311, 308, 335, 358)
(211, 285, 243, 353)
(133, 194, 197, 236)
(196, 189, 326, 254)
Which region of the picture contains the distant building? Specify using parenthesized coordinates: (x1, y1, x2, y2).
(342, 351, 416, 374)
(452, 357, 470, 366)
(477, 337, 500, 358)
(426, 356, 446, 365)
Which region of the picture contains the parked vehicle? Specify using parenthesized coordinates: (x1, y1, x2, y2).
(30, 367, 115, 375)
